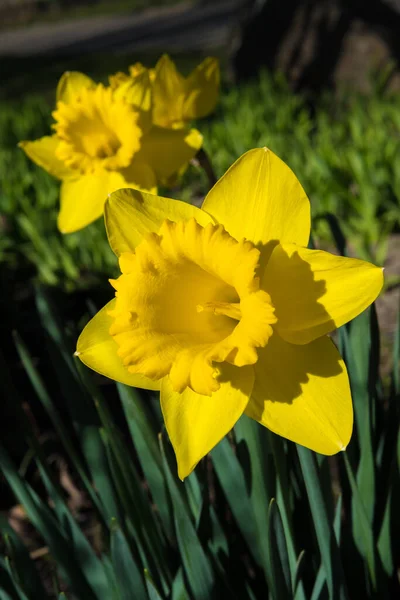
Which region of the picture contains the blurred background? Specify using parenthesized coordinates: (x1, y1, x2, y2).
(1, 1, 400, 598)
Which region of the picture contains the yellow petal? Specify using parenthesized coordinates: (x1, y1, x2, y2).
(202, 148, 310, 247)
(114, 69, 152, 112)
(113, 69, 153, 132)
(263, 243, 384, 344)
(76, 300, 160, 390)
(161, 363, 254, 479)
(247, 334, 353, 454)
(183, 57, 220, 121)
(120, 160, 157, 194)
(152, 54, 185, 128)
(56, 71, 95, 104)
(129, 62, 149, 79)
(58, 171, 128, 233)
(108, 71, 130, 89)
(136, 126, 202, 183)
(19, 136, 73, 180)
(105, 187, 213, 255)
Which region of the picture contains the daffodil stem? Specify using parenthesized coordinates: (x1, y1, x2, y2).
(196, 148, 217, 190)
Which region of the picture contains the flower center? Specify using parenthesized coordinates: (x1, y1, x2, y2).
(109, 219, 277, 395)
(52, 85, 141, 175)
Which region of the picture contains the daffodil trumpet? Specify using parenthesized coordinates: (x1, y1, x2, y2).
(76, 148, 383, 479)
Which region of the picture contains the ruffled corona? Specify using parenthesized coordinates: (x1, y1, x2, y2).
(108, 218, 276, 395)
(52, 85, 141, 174)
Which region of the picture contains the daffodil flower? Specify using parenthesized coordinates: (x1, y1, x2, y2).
(19, 71, 202, 234)
(76, 148, 383, 479)
(111, 54, 220, 129)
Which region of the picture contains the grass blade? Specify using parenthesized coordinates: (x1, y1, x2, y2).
(297, 446, 347, 600)
(211, 437, 261, 566)
(111, 521, 148, 600)
(145, 570, 164, 600)
(234, 415, 274, 577)
(267, 499, 291, 600)
(160, 434, 215, 600)
(117, 383, 173, 540)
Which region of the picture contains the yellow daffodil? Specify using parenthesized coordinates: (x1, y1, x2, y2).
(76, 148, 383, 479)
(111, 54, 220, 129)
(19, 71, 202, 234)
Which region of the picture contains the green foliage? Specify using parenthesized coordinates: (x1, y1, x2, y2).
(0, 258, 398, 598)
(1, 70, 399, 291)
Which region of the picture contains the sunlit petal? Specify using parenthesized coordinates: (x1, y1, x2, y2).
(202, 147, 310, 248)
(152, 54, 186, 128)
(58, 171, 127, 233)
(263, 243, 384, 344)
(56, 71, 96, 104)
(247, 333, 352, 454)
(183, 57, 220, 121)
(161, 363, 254, 479)
(19, 136, 74, 180)
(135, 126, 202, 183)
(105, 187, 212, 255)
(77, 300, 160, 390)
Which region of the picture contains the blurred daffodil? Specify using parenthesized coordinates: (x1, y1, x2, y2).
(111, 54, 220, 129)
(76, 148, 383, 479)
(19, 71, 202, 233)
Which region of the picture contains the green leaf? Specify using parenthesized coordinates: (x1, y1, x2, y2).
(352, 310, 378, 526)
(268, 434, 306, 600)
(118, 383, 173, 540)
(111, 521, 148, 600)
(171, 569, 188, 600)
(101, 555, 120, 599)
(267, 499, 291, 600)
(297, 446, 347, 600)
(160, 434, 215, 600)
(310, 495, 343, 600)
(35, 285, 78, 377)
(0, 555, 17, 600)
(342, 452, 378, 590)
(293, 550, 306, 597)
(211, 437, 261, 566)
(78, 364, 171, 594)
(377, 485, 394, 576)
(145, 570, 164, 600)
(184, 470, 203, 526)
(3, 554, 30, 600)
(234, 415, 274, 577)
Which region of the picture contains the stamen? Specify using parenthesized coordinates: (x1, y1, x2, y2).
(197, 301, 242, 321)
